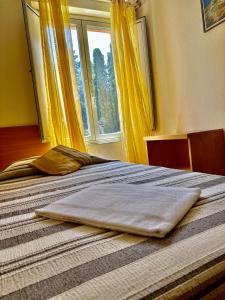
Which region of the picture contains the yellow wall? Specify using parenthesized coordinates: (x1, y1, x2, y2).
(0, 0, 37, 127)
(138, 0, 225, 134)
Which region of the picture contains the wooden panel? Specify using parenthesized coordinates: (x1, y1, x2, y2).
(0, 125, 50, 170)
(147, 139, 190, 170)
(188, 129, 225, 176)
(144, 134, 187, 141)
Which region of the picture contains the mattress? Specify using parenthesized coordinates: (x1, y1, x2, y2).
(1, 161, 225, 300)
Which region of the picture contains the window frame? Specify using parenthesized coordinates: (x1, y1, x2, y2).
(70, 18, 121, 144)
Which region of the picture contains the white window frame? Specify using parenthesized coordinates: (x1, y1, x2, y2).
(71, 18, 121, 144)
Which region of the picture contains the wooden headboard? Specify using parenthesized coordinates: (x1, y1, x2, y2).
(0, 125, 50, 170)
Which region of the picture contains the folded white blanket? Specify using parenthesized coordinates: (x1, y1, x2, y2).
(36, 184, 201, 238)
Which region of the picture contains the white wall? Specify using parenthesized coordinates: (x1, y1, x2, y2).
(138, 0, 225, 134)
(87, 141, 125, 161)
(0, 0, 38, 127)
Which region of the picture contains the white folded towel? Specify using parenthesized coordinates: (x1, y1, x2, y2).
(36, 184, 201, 238)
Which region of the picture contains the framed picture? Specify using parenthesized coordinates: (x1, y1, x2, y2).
(200, 0, 225, 32)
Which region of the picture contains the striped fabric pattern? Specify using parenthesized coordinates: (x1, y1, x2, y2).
(54, 145, 111, 165)
(30, 146, 111, 175)
(30, 148, 83, 176)
(1, 161, 225, 299)
(0, 157, 41, 182)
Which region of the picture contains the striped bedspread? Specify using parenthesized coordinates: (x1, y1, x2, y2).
(1, 161, 225, 299)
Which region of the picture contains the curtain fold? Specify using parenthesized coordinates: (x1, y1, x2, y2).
(39, 0, 86, 151)
(110, 0, 152, 164)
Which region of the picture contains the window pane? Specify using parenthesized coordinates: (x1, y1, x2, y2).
(71, 27, 90, 136)
(87, 28, 120, 135)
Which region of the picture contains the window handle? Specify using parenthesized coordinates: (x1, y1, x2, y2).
(91, 96, 96, 107)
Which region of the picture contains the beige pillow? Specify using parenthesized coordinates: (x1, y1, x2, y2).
(30, 148, 82, 175)
(0, 157, 41, 181)
(53, 145, 110, 166)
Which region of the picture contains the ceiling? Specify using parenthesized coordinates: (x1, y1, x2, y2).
(29, 0, 110, 18)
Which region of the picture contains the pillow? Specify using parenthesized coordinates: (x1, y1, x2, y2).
(30, 145, 111, 175)
(0, 157, 42, 181)
(53, 145, 111, 166)
(30, 147, 82, 175)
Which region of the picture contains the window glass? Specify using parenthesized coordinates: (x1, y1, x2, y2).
(87, 28, 120, 135)
(71, 27, 90, 136)
(71, 21, 121, 142)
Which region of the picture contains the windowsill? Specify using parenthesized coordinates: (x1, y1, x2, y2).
(86, 135, 121, 145)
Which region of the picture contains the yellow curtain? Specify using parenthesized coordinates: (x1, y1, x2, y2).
(110, 0, 152, 164)
(39, 0, 86, 151)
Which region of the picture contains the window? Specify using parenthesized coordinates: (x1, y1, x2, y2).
(23, 5, 154, 143)
(71, 20, 121, 143)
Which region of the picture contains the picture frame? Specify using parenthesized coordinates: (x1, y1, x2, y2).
(200, 0, 225, 32)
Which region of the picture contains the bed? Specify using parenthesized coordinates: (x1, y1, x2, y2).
(1, 158, 225, 300)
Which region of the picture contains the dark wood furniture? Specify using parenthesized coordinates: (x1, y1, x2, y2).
(0, 125, 50, 170)
(145, 129, 225, 176)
